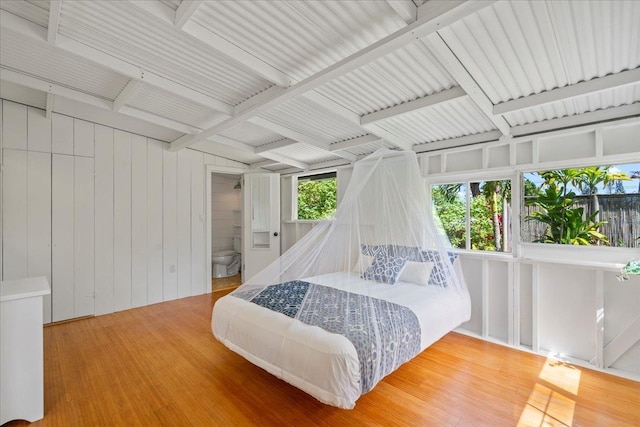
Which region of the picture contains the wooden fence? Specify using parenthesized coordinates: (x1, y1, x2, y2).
(521, 194, 640, 248)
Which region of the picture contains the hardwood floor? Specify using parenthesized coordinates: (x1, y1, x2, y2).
(7, 289, 639, 427)
(211, 273, 241, 291)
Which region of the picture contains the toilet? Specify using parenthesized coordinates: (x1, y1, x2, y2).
(212, 237, 241, 278)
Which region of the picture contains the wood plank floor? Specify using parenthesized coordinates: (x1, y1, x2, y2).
(7, 289, 639, 427)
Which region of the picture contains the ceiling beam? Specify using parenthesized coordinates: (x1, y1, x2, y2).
(412, 130, 501, 153)
(0, 11, 234, 116)
(259, 152, 309, 170)
(248, 117, 357, 162)
(207, 135, 256, 153)
(206, 135, 306, 169)
(254, 138, 299, 154)
(174, 0, 202, 29)
(1, 68, 200, 135)
(113, 79, 142, 112)
(494, 68, 640, 115)
(510, 103, 640, 137)
(249, 159, 279, 169)
(426, 32, 511, 135)
(361, 86, 467, 125)
(47, 0, 62, 45)
(170, 0, 496, 150)
(329, 134, 381, 152)
(45, 93, 54, 119)
(386, 0, 417, 24)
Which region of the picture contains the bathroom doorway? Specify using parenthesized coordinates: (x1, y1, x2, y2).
(206, 167, 244, 292)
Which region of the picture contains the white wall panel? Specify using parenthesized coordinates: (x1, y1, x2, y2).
(488, 261, 509, 341)
(52, 154, 74, 321)
(131, 135, 148, 308)
(0, 101, 3, 280)
(113, 130, 132, 311)
(162, 147, 178, 301)
(27, 151, 52, 323)
(27, 107, 51, 153)
(94, 125, 114, 316)
(2, 101, 27, 150)
(73, 118, 95, 157)
(74, 156, 95, 317)
(190, 150, 205, 295)
(460, 256, 483, 335)
(52, 113, 73, 155)
(177, 149, 191, 298)
(147, 139, 163, 304)
(1, 149, 28, 280)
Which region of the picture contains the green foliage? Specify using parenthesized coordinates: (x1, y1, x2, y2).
(297, 179, 337, 220)
(432, 186, 465, 248)
(525, 179, 609, 245)
(470, 195, 497, 251)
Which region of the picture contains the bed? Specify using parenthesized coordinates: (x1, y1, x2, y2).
(212, 270, 471, 409)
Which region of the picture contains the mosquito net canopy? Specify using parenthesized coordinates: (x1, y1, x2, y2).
(213, 148, 470, 408)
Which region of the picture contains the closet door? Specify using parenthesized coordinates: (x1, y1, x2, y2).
(52, 154, 75, 322)
(1, 149, 28, 280)
(74, 156, 95, 317)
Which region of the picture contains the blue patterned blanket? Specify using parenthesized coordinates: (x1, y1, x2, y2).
(234, 280, 421, 394)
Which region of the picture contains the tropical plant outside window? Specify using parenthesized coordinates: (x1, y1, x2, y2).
(296, 172, 337, 220)
(523, 163, 640, 248)
(432, 180, 512, 252)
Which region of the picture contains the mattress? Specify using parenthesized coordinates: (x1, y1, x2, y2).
(212, 271, 471, 409)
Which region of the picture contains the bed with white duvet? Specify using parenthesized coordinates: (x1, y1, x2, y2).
(212, 271, 471, 409)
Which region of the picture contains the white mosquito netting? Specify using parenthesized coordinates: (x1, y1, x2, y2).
(213, 148, 470, 408)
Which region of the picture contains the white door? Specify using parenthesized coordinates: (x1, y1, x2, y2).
(242, 173, 280, 282)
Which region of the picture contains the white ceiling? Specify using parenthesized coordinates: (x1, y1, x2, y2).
(1, 0, 638, 172)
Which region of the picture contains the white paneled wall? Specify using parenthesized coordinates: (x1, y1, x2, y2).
(0, 99, 230, 322)
(211, 174, 241, 253)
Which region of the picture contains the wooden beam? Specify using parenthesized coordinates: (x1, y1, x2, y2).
(413, 130, 501, 153)
(207, 135, 256, 153)
(494, 68, 640, 115)
(259, 152, 309, 170)
(254, 139, 300, 154)
(386, 0, 417, 24)
(249, 159, 279, 169)
(45, 93, 54, 120)
(0, 12, 235, 116)
(47, 0, 62, 45)
(170, 1, 496, 150)
(248, 117, 357, 162)
(113, 79, 142, 112)
(174, 0, 202, 29)
(361, 87, 466, 125)
(329, 134, 381, 152)
(426, 32, 511, 135)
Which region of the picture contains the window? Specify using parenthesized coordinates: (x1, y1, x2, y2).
(523, 162, 640, 248)
(432, 179, 512, 252)
(296, 171, 337, 220)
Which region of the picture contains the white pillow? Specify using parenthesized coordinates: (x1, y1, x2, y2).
(399, 261, 434, 286)
(352, 254, 374, 273)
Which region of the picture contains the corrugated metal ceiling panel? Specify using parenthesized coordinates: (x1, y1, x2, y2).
(260, 97, 366, 143)
(505, 83, 640, 126)
(220, 123, 285, 148)
(58, 1, 272, 106)
(375, 97, 497, 145)
(192, 0, 407, 81)
(159, 0, 180, 11)
(0, 1, 49, 27)
(0, 28, 129, 100)
(340, 140, 386, 157)
(128, 84, 222, 128)
(190, 140, 263, 165)
(317, 38, 458, 116)
(439, 0, 640, 105)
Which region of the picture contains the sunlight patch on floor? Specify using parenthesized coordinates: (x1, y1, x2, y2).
(517, 356, 581, 427)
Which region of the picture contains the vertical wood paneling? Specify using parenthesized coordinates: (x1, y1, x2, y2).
(162, 147, 178, 301)
(52, 113, 73, 155)
(113, 130, 132, 312)
(190, 150, 205, 295)
(131, 135, 148, 308)
(0, 101, 3, 280)
(94, 125, 114, 316)
(27, 107, 52, 153)
(74, 156, 95, 317)
(27, 151, 52, 323)
(73, 119, 95, 157)
(1, 149, 28, 280)
(147, 139, 164, 304)
(2, 101, 27, 150)
(177, 150, 191, 298)
(52, 154, 74, 322)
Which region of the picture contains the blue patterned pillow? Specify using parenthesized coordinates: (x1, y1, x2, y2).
(361, 245, 408, 284)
